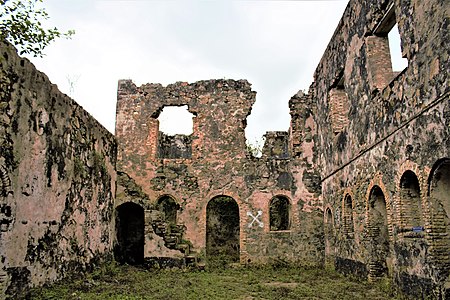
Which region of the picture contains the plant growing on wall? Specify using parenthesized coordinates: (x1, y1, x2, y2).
(0, 0, 74, 57)
(246, 137, 265, 158)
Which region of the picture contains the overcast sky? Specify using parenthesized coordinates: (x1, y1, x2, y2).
(29, 0, 350, 144)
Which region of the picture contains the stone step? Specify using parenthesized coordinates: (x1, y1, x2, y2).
(175, 243, 190, 254)
(185, 255, 197, 266)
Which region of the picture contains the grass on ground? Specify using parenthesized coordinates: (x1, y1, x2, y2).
(28, 262, 407, 300)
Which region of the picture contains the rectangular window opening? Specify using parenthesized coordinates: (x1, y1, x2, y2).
(367, 4, 409, 90)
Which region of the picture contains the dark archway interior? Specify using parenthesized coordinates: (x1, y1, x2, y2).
(325, 208, 333, 232)
(429, 159, 450, 276)
(115, 202, 145, 265)
(269, 196, 290, 231)
(400, 170, 422, 228)
(157, 196, 178, 225)
(368, 186, 389, 277)
(206, 196, 240, 262)
(344, 195, 354, 236)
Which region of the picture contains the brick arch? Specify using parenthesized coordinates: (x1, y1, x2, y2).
(269, 194, 292, 231)
(324, 204, 335, 256)
(205, 194, 241, 262)
(395, 161, 426, 232)
(198, 192, 246, 252)
(114, 197, 151, 210)
(341, 187, 355, 237)
(365, 174, 393, 236)
(324, 204, 334, 225)
(156, 194, 180, 225)
(395, 160, 423, 190)
(366, 184, 391, 279)
(425, 158, 450, 273)
(201, 192, 245, 225)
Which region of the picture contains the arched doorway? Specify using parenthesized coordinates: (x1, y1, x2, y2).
(428, 159, 450, 280)
(157, 195, 179, 225)
(115, 202, 144, 265)
(368, 186, 390, 278)
(206, 196, 240, 262)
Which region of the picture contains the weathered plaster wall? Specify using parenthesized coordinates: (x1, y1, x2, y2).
(0, 41, 117, 297)
(307, 0, 449, 297)
(115, 80, 324, 265)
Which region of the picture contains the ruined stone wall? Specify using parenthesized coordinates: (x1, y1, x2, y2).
(0, 41, 117, 297)
(116, 80, 323, 265)
(307, 0, 449, 297)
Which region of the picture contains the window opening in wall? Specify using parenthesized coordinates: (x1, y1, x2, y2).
(388, 24, 408, 72)
(367, 4, 408, 90)
(157, 196, 179, 225)
(343, 194, 354, 237)
(206, 196, 240, 262)
(157, 105, 194, 159)
(269, 196, 290, 231)
(399, 170, 423, 230)
(368, 186, 389, 278)
(329, 73, 349, 137)
(157, 105, 194, 135)
(115, 202, 144, 265)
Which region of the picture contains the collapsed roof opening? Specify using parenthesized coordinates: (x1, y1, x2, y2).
(157, 105, 194, 135)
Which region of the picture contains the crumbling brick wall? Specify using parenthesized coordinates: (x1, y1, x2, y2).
(0, 40, 117, 297)
(307, 0, 449, 297)
(116, 80, 324, 265)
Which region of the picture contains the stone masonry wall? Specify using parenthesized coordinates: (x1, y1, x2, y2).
(0, 41, 117, 297)
(307, 0, 449, 297)
(116, 80, 324, 265)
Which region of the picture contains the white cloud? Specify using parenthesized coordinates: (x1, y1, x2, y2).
(28, 0, 349, 141)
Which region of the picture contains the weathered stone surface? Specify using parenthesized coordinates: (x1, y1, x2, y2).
(0, 40, 117, 297)
(0, 0, 448, 298)
(309, 0, 449, 298)
(116, 79, 323, 266)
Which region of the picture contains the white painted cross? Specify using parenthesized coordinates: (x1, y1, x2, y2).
(247, 210, 264, 228)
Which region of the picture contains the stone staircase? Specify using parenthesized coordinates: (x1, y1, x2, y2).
(148, 211, 202, 269)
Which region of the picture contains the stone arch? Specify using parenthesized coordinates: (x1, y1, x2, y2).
(206, 195, 240, 262)
(157, 195, 179, 225)
(325, 206, 334, 255)
(114, 202, 145, 265)
(399, 170, 423, 230)
(367, 185, 390, 279)
(342, 192, 354, 237)
(325, 206, 334, 226)
(427, 158, 450, 278)
(269, 195, 291, 231)
(365, 174, 393, 237)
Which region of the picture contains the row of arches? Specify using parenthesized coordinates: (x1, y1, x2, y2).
(325, 158, 450, 279)
(114, 194, 294, 265)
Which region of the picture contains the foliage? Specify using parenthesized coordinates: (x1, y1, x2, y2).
(246, 137, 265, 158)
(28, 263, 407, 299)
(0, 0, 74, 57)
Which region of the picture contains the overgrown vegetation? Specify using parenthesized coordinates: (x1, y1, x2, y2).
(246, 137, 265, 158)
(0, 0, 74, 57)
(28, 262, 407, 299)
